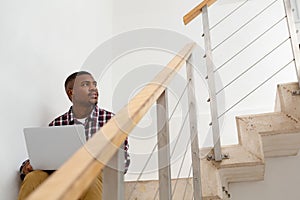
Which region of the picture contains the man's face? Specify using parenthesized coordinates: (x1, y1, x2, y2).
(71, 74, 99, 106)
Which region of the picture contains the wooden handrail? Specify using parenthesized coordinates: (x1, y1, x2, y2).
(25, 42, 196, 200)
(183, 0, 217, 25)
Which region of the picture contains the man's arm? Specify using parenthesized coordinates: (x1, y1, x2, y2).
(124, 138, 130, 174)
(19, 159, 33, 181)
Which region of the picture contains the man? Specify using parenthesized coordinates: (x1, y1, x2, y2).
(18, 71, 130, 200)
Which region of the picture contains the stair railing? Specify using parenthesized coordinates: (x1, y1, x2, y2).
(183, 0, 300, 162)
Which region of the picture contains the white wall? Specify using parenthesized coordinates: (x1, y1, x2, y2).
(0, 0, 113, 199)
(231, 153, 300, 200)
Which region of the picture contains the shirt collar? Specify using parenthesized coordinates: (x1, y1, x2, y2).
(68, 107, 75, 124)
(89, 105, 99, 120)
(68, 105, 99, 123)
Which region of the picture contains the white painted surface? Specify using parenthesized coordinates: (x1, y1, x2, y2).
(0, 0, 113, 199)
(231, 153, 300, 200)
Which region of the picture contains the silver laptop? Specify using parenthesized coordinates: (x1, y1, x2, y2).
(24, 125, 86, 170)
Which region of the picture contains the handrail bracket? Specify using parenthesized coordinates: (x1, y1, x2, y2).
(292, 90, 300, 95)
(206, 152, 230, 162)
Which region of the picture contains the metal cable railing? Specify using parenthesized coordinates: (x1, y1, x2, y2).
(167, 0, 300, 198)
(183, 164, 193, 200)
(184, 0, 299, 166)
(211, 0, 279, 51)
(126, 142, 158, 199)
(129, 81, 195, 200)
(217, 59, 294, 120)
(128, 107, 190, 200)
(209, 0, 249, 31)
(171, 134, 192, 198)
(127, 81, 190, 198)
(216, 37, 290, 95)
(214, 16, 286, 72)
(153, 107, 191, 199)
(170, 108, 191, 159)
(209, 0, 299, 120)
(168, 82, 190, 121)
(126, 56, 202, 200)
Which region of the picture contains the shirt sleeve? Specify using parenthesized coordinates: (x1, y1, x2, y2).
(123, 137, 130, 174)
(110, 111, 130, 174)
(109, 111, 130, 174)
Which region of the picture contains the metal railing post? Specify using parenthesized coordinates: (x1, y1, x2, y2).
(103, 148, 124, 200)
(202, 5, 222, 161)
(157, 90, 172, 200)
(186, 55, 202, 200)
(283, 0, 300, 89)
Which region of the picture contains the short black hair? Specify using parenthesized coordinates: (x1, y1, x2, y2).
(64, 71, 92, 90)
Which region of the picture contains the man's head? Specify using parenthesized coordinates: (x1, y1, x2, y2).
(65, 71, 98, 106)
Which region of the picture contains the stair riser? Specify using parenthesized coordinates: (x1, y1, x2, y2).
(262, 132, 300, 157)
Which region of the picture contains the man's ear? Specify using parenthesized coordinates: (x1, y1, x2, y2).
(67, 89, 73, 102)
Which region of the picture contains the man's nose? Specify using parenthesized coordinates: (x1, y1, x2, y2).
(89, 84, 97, 91)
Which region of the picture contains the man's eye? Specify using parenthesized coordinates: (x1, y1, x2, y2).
(82, 82, 89, 87)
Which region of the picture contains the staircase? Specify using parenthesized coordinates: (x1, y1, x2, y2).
(200, 82, 300, 199)
(26, 0, 300, 198)
(124, 82, 300, 200)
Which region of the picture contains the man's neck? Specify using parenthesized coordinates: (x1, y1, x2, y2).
(72, 104, 95, 119)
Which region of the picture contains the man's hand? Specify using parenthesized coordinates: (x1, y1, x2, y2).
(20, 159, 33, 180)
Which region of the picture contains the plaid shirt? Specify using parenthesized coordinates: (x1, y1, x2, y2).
(49, 106, 130, 173)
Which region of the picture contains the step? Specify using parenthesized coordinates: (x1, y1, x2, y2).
(237, 112, 300, 158)
(275, 82, 300, 120)
(200, 144, 264, 199)
(125, 177, 194, 200)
